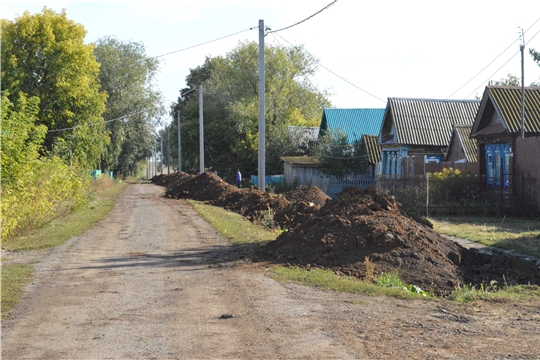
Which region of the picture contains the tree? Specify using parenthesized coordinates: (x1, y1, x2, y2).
(489, 48, 540, 87)
(169, 41, 331, 180)
(1, 8, 108, 168)
(316, 129, 368, 178)
(93, 36, 164, 177)
(489, 74, 520, 86)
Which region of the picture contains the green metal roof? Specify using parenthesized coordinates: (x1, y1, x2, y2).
(362, 135, 382, 164)
(384, 98, 480, 146)
(320, 108, 385, 142)
(473, 86, 540, 134)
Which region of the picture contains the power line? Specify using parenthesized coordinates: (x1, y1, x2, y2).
(148, 27, 256, 60)
(268, 0, 337, 34)
(447, 16, 540, 99)
(464, 26, 540, 99)
(46, 109, 151, 133)
(273, 32, 385, 104)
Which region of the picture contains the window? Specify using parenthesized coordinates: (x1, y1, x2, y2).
(485, 144, 510, 187)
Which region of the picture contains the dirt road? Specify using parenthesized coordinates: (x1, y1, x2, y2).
(2, 183, 540, 359)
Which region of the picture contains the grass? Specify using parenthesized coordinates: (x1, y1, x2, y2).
(448, 282, 540, 303)
(1, 179, 127, 318)
(187, 200, 277, 246)
(429, 216, 540, 258)
(1, 264, 34, 318)
(268, 266, 428, 300)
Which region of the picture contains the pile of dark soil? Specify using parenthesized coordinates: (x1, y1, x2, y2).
(164, 171, 238, 202)
(153, 174, 540, 296)
(259, 187, 540, 296)
(283, 186, 330, 206)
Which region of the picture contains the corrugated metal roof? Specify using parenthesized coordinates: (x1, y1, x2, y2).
(479, 86, 540, 134)
(387, 98, 480, 146)
(362, 135, 382, 164)
(281, 156, 320, 165)
(454, 125, 477, 162)
(320, 108, 385, 142)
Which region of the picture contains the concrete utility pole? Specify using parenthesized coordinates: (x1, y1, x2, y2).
(520, 28, 525, 139)
(199, 84, 204, 174)
(177, 108, 181, 172)
(167, 126, 171, 174)
(258, 19, 266, 191)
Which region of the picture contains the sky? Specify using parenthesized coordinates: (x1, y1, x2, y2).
(3, 0, 540, 118)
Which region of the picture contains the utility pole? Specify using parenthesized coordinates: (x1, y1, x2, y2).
(199, 84, 204, 174)
(258, 19, 266, 191)
(160, 136, 163, 175)
(520, 28, 525, 139)
(177, 108, 181, 172)
(167, 126, 171, 174)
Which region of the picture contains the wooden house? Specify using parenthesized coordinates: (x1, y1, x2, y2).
(378, 98, 480, 176)
(471, 85, 540, 213)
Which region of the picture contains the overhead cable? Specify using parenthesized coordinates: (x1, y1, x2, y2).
(465, 26, 540, 99)
(273, 32, 385, 104)
(46, 109, 151, 133)
(268, 0, 337, 34)
(148, 27, 256, 60)
(447, 16, 540, 99)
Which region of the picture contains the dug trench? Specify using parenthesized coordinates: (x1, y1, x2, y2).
(153, 171, 540, 297)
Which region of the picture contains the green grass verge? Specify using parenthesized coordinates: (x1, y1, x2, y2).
(1, 264, 34, 318)
(268, 266, 429, 300)
(187, 200, 277, 246)
(448, 283, 540, 303)
(2, 182, 127, 251)
(429, 216, 540, 258)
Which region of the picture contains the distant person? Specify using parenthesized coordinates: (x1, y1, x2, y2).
(236, 169, 242, 188)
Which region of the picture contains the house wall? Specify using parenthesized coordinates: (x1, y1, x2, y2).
(283, 163, 323, 187)
(446, 137, 466, 163)
(514, 136, 540, 210)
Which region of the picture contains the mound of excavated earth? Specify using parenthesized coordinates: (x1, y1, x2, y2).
(259, 187, 540, 296)
(154, 173, 540, 296)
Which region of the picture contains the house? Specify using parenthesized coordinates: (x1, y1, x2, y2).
(470, 85, 540, 213)
(320, 108, 385, 142)
(281, 108, 385, 192)
(281, 156, 321, 187)
(360, 135, 382, 176)
(445, 125, 478, 164)
(378, 97, 480, 176)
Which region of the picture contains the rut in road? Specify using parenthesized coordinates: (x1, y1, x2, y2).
(1, 183, 360, 359)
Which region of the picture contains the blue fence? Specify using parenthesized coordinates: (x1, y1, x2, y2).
(250, 175, 284, 187)
(327, 177, 376, 198)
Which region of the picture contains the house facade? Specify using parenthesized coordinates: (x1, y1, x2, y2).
(378, 98, 480, 176)
(471, 86, 540, 213)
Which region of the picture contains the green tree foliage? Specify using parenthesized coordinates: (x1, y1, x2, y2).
(1, 8, 108, 168)
(94, 36, 164, 178)
(489, 49, 540, 87)
(489, 74, 520, 86)
(168, 41, 331, 179)
(316, 129, 368, 178)
(1, 93, 88, 239)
